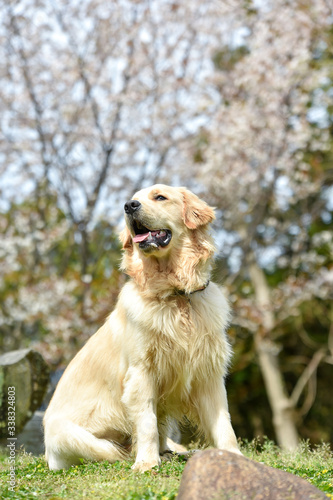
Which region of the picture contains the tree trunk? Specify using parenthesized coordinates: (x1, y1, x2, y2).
(249, 263, 299, 450)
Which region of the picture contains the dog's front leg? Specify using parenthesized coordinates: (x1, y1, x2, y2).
(195, 378, 242, 455)
(122, 366, 160, 472)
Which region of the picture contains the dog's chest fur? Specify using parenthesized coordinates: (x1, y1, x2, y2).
(118, 281, 231, 387)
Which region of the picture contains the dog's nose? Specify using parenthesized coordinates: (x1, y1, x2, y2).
(124, 200, 141, 215)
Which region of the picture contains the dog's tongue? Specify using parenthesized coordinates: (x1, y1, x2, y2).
(133, 230, 163, 243)
(133, 232, 150, 243)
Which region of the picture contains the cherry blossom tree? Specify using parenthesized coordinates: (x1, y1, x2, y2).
(0, 0, 243, 218)
(0, 193, 124, 366)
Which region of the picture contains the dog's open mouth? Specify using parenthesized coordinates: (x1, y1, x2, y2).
(132, 221, 172, 249)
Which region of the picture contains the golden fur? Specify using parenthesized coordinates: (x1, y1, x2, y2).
(43, 184, 241, 471)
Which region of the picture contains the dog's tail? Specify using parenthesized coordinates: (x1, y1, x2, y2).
(44, 418, 128, 470)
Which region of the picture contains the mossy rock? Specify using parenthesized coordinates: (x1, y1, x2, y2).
(0, 349, 50, 438)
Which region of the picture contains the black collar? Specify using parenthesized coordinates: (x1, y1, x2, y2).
(174, 280, 210, 297)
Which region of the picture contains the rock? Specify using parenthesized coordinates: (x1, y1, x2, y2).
(0, 349, 50, 439)
(177, 449, 326, 500)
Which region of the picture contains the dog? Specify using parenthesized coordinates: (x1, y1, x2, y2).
(43, 184, 241, 472)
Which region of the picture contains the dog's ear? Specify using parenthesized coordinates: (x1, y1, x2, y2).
(181, 188, 215, 229)
(119, 226, 132, 249)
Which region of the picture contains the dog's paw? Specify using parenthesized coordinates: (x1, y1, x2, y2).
(218, 446, 243, 456)
(131, 458, 160, 472)
(231, 448, 243, 456)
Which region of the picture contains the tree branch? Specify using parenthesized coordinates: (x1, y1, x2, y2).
(7, 7, 51, 182)
(290, 348, 326, 409)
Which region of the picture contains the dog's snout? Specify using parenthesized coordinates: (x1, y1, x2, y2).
(124, 200, 141, 215)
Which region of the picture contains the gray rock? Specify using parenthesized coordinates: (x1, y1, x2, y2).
(177, 449, 326, 500)
(0, 349, 50, 439)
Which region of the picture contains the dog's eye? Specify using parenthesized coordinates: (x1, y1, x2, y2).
(154, 195, 167, 201)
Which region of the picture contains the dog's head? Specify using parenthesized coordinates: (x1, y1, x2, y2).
(120, 184, 215, 256)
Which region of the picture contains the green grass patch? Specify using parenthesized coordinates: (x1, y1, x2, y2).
(0, 440, 332, 499)
(242, 438, 333, 498)
(0, 452, 185, 500)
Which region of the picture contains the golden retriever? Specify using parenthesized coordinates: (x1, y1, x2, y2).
(43, 184, 241, 472)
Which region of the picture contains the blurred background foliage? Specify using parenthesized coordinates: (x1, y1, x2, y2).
(0, 0, 332, 448)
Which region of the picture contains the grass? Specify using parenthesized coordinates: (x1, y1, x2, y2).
(242, 439, 333, 498)
(0, 440, 332, 499)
